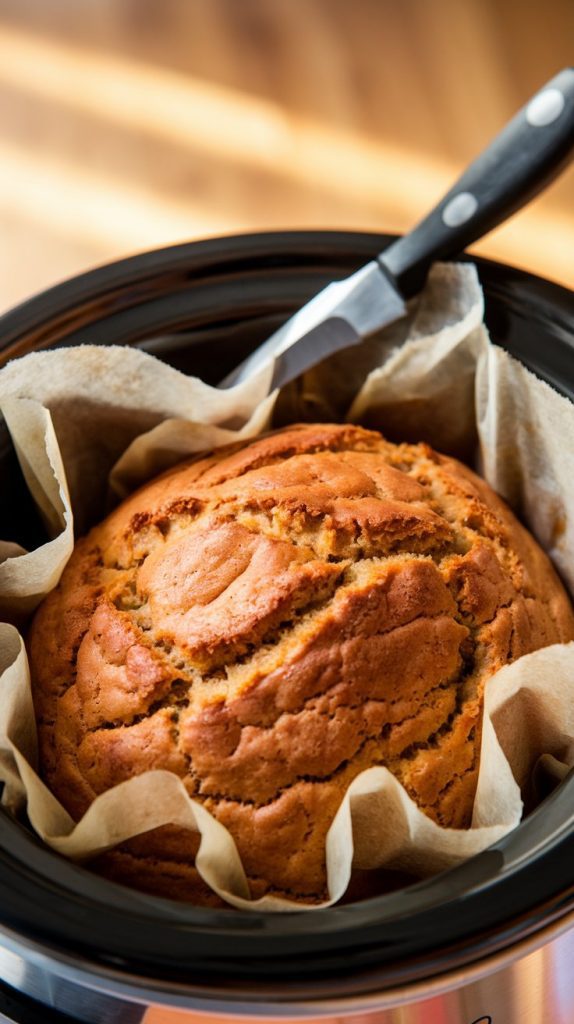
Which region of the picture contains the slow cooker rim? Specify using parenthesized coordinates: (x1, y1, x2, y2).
(0, 759, 571, 960)
(0, 779, 572, 991)
(0, 229, 572, 995)
(0, 229, 573, 363)
(0, 906, 571, 1017)
(1, 229, 572, 410)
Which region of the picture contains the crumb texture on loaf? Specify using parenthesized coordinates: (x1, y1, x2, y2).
(29, 423, 574, 904)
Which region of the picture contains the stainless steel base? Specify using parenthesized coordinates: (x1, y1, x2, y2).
(0, 912, 572, 1024)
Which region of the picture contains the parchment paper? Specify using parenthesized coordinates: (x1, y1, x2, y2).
(0, 262, 573, 911)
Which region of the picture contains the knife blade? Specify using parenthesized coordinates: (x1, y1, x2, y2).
(218, 67, 574, 394)
(219, 260, 405, 391)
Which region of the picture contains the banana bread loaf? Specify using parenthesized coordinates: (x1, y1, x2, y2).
(29, 423, 574, 904)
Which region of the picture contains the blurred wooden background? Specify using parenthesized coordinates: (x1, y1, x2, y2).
(0, 0, 572, 311)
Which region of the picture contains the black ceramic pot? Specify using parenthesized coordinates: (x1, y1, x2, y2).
(0, 231, 572, 1024)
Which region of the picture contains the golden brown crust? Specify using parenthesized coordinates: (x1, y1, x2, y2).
(29, 423, 574, 903)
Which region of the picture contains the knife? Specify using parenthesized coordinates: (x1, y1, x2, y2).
(219, 68, 574, 392)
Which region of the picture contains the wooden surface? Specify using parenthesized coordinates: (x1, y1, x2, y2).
(0, 0, 572, 312)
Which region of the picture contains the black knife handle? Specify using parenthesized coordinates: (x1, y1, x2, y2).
(380, 68, 574, 298)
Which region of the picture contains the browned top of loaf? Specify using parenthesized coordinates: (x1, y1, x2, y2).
(29, 423, 574, 904)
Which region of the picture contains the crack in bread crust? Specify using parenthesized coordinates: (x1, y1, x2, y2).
(28, 423, 574, 904)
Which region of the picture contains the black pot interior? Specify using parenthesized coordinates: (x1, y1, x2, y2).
(0, 231, 573, 1000)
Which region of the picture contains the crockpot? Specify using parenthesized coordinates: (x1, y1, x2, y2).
(0, 231, 572, 1024)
